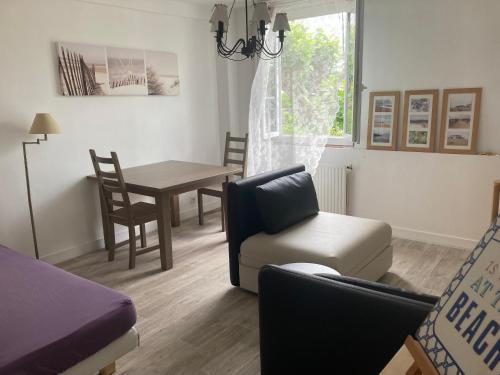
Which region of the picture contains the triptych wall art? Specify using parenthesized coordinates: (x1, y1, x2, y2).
(367, 88, 482, 155)
(57, 42, 180, 96)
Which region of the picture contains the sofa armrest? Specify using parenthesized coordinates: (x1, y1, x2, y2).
(258, 265, 436, 375)
(317, 273, 439, 306)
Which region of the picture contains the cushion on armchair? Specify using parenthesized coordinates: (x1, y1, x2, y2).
(255, 171, 319, 234)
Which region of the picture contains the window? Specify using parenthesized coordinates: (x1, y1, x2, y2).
(272, 6, 361, 146)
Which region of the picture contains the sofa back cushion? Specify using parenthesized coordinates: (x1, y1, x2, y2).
(256, 171, 319, 234)
(227, 165, 306, 286)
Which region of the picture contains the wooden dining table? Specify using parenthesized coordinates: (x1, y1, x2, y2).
(88, 160, 241, 271)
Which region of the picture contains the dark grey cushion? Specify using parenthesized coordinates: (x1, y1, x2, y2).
(255, 171, 319, 234)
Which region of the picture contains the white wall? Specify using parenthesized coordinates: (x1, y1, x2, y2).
(358, 0, 500, 152)
(0, 0, 221, 261)
(216, 7, 257, 143)
(320, 0, 500, 248)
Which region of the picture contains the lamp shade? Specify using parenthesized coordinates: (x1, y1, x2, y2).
(29, 113, 61, 135)
(273, 13, 290, 32)
(252, 2, 271, 25)
(210, 4, 229, 32)
(249, 20, 258, 37)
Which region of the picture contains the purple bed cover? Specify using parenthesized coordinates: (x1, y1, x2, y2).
(0, 245, 136, 375)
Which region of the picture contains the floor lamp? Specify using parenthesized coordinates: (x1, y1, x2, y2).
(23, 113, 61, 259)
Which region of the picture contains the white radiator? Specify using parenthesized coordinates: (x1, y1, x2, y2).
(312, 165, 349, 215)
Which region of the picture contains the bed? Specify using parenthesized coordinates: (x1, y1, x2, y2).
(0, 244, 139, 375)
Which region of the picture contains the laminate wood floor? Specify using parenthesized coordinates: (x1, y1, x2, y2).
(58, 212, 470, 375)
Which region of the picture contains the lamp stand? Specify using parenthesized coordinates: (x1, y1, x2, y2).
(22, 134, 48, 260)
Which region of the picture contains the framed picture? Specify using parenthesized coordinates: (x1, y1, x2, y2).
(57, 41, 180, 96)
(400, 90, 439, 152)
(439, 88, 482, 154)
(367, 91, 400, 150)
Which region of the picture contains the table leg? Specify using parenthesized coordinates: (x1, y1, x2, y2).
(156, 192, 173, 271)
(170, 194, 180, 227)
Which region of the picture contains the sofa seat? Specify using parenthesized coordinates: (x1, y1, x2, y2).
(239, 212, 393, 292)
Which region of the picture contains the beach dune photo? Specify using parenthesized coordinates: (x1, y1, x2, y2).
(374, 98, 393, 112)
(56, 41, 180, 97)
(372, 128, 391, 144)
(373, 114, 392, 128)
(446, 130, 470, 147)
(145, 50, 180, 96)
(448, 113, 471, 129)
(409, 114, 429, 130)
(57, 42, 109, 96)
(107, 47, 148, 96)
(449, 93, 473, 112)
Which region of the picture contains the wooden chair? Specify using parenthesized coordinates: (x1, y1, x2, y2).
(197, 132, 249, 231)
(90, 150, 162, 269)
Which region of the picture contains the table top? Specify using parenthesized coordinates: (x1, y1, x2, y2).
(87, 160, 242, 193)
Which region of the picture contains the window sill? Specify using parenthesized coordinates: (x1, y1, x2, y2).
(271, 134, 354, 148)
(325, 143, 354, 149)
(326, 135, 354, 148)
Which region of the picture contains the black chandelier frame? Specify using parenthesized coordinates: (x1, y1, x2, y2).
(215, 0, 286, 60)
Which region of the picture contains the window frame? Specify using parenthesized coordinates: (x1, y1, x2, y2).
(274, 0, 364, 147)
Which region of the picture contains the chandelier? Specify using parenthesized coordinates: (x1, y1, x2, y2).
(210, 1, 290, 60)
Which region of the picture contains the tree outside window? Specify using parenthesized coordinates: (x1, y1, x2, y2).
(279, 13, 355, 138)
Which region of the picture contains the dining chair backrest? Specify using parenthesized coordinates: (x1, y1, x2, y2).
(223, 132, 249, 178)
(89, 149, 132, 219)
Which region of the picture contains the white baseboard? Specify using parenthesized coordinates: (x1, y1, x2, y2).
(42, 201, 221, 265)
(391, 226, 477, 250)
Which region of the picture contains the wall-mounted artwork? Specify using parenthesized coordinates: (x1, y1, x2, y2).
(439, 88, 482, 154)
(57, 42, 180, 96)
(400, 90, 438, 152)
(367, 91, 400, 150)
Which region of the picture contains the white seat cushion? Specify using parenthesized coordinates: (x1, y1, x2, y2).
(240, 212, 392, 276)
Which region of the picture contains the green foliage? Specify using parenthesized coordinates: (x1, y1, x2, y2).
(280, 16, 354, 137)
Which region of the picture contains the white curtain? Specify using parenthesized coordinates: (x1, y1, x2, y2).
(247, 3, 350, 176)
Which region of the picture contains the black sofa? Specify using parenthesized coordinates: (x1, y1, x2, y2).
(258, 265, 438, 375)
(227, 165, 305, 287)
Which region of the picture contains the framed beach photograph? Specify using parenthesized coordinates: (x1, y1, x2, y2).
(57, 42, 109, 96)
(439, 88, 482, 154)
(367, 91, 400, 150)
(56, 41, 180, 96)
(400, 90, 438, 152)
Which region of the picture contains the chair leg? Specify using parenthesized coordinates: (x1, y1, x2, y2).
(220, 198, 225, 232)
(128, 225, 136, 269)
(140, 224, 147, 248)
(107, 221, 116, 262)
(197, 190, 204, 225)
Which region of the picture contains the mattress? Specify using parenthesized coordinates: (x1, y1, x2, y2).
(0, 245, 136, 375)
(240, 212, 392, 275)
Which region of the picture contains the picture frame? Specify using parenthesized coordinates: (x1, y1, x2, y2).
(367, 91, 400, 150)
(57, 41, 180, 97)
(439, 88, 482, 154)
(400, 89, 439, 152)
